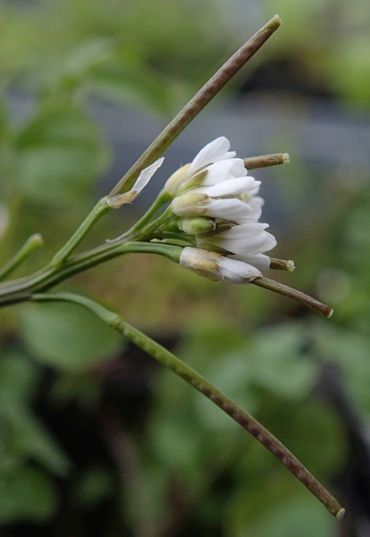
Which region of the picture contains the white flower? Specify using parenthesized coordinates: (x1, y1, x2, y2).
(198, 222, 276, 255)
(167, 136, 280, 279)
(197, 222, 277, 271)
(164, 137, 243, 197)
(188, 136, 236, 175)
(180, 247, 261, 283)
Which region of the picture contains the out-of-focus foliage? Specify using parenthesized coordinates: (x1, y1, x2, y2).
(259, 0, 370, 106)
(0, 0, 369, 535)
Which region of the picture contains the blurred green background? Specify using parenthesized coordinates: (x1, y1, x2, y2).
(0, 1, 369, 536)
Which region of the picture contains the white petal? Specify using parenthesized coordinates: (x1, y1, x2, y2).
(199, 177, 261, 198)
(207, 223, 277, 255)
(202, 199, 263, 221)
(218, 257, 261, 282)
(232, 253, 271, 271)
(218, 222, 270, 238)
(202, 158, 247, 186)
(234, 198, 264, 222)
(132, 157, 164, 193)
(221, 231, 277, 256)
(202, 198, 253, 220)
(189, 137, 235, 174)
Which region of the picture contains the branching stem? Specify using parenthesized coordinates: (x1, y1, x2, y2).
(31, 291, 345, 520)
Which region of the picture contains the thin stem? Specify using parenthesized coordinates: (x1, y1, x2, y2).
(106, 193, 172, 244)
(0, 242, 182, 306)
(124, 190, 171, 236)
(110, 15, 282, 196)
(0, 234, 43, 281)
(252, 276, 333, 318)
(51, 197, 110, 267)
(43, 16, 281, 271)
(244, 152, 290, 170)
(30, 291, 345, 519)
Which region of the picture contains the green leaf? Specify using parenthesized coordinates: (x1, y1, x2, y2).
(227, 481, 335, 537)
(1, 403, 69, 475)
(0, 465, 56, 523)
(0, 351, 38, 403)
(13, 103, 108, 204)
(312, 322, 370, 412)
(90, 62, 172, 113)
(75, 467, 113, 507)
(20, 302, 123, 372)
(248, 324, 317, 399)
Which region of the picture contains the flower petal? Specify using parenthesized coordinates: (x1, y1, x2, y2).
(199, 177, 261, 198)
(132, 157, 165, 193)
(200, 198, 262, 221)
(202, 158, 247, 186)
(189, 137, 235, 174)
(204, 222, 277, 255)
(232, 253, 271, 271)
(218, 256, 262, 282)
(201, 198, 254, 220)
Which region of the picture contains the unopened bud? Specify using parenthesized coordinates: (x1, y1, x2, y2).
(177, 170, 208, 194)
(180, 247, 261, 283)
(164, 164, 191, 198)
(171, 191, 207, 217)
(178, 217, 215, 235)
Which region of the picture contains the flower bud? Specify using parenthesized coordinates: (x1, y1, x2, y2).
(180, 247, 261, 283)
(163, 164, 191, 198)
(178, 217, 215, 235)
(171, 191, 208, 217)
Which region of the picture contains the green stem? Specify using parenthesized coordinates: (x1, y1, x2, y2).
(0, 234, 43, 282)
(0, 242, 182, 306)
(45, 16, 281, 270)
(107, 193, 172, 244)
(51, 197, 110, 267)
(30, 291, 345, 520)
(110, 15, 282, 196)
(125, 190, 171, 236)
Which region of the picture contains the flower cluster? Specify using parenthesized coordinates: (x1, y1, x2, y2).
(164, 137, 279, 283)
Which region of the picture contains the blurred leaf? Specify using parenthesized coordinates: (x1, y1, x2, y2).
(328, 38, 370, 106)
(1, 403, 69, 475)
(0, 465, 56, 523)
(75, 466, 113, 507)
(227, 480, 334, 537)
(90, 62, 173, 113)
(312, 322, 370, 412)
(149, 410, 203, 475)
(0, 351, 38, 403)
(20, 302, 123, 372)
(248, 324, 317, 399)
(12, 103, 108, 204)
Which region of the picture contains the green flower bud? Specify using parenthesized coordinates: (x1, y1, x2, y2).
(178, 217, 215, 235)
